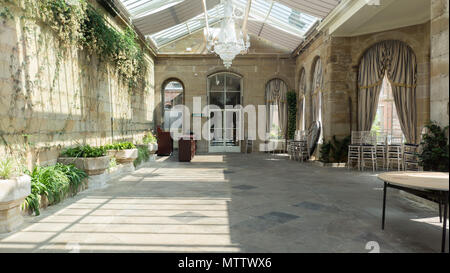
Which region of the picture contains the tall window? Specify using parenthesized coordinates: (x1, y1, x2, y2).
(311, 57, 323, 142)
(163, 80, 184, 131)
(298, 69, 306, 131)
(266, 79, 288, 140)
(371, 73, 403, 139)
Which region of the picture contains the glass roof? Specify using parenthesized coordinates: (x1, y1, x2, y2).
(150, 4, 224, 48)
(117, 0, 320, 50)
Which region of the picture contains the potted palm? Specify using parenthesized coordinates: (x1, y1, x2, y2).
(104, 142, 138, 164)
(58, 145, 110, 175)
(0, 157, 31, 233)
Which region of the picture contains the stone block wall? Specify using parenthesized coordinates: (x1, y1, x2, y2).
(430, 0, 449, 127)
(0, 1, 155, 168)
(295, 22, 432, 144)
(155, 55, 296, 153)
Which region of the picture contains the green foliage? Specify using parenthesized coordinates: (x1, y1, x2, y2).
(0, 157, 15, 179)
(287, 91, 297, 140)
(134, 146, 150, 167)
(418, 121, 449, 171)
(143, 132, 157, 144)
(320, 135, 351, 163)
(61, 145, 106, 158)
(330, 135, 351, 163)
(54, 163, 87, 194)
(2, 0, 148, 89)
(104, 141, 136, 150)
(319, 141, 332, 163)
(23, 163, 87, 216)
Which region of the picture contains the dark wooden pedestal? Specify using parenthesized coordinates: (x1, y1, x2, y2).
(179, 136, 196, 162)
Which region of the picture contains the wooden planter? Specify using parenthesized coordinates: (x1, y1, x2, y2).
(57, 156, 110, 176)
(0, 175, 31, 233)
(107, 149, 138, 164)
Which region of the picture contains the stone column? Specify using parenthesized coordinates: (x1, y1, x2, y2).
(430, 0, 449, 126)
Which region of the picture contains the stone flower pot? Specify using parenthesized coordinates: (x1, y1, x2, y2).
(57, 156, 110, 176)
(147, 143, 158, 154)
(0, 175, 31, 233)
(107, 148, 138, 164)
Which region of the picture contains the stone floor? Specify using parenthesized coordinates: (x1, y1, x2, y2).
(0, 153, 447, 253)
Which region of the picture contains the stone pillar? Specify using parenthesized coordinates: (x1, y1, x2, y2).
(430, 0, 449, 126)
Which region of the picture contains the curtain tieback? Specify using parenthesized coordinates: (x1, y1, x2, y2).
(358, 79, 383, 89)
(387, 79, 416, 88)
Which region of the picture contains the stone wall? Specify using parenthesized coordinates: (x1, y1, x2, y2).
(155, 33, 296, 153)
(0, 1, 155, 167)
(430, 0, 449, 127)
(295, 22, 432, 144)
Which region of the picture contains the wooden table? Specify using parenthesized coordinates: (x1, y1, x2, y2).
(378, 171, 449, 252)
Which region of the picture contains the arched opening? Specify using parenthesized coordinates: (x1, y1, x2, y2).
(358, 40, 417, 143)
(207, 72, 243, 153)
(162, 79, 184, 132)
(298, 68, 306, 131)
(311, 57, 323, 142)
(265, 78, 289, 149)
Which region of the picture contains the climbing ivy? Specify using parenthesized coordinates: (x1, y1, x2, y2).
(1, 0, 149, 89)
(286, 91, 297, 140)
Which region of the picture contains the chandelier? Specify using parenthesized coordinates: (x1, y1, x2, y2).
(204, 0, 251, 68)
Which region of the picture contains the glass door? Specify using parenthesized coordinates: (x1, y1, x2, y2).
(208, 73, 242, 153)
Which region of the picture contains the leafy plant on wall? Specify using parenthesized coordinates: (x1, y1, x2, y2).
(286, 91, 297, 140)
(418, 121, 449, 171)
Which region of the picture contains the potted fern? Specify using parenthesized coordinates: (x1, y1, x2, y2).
(104, 142, 138, 164)
(58, 145, 110, 175)
(0, 157, 31, 233)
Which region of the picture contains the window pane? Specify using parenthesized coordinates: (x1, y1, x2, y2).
(210, 74, 225, 92)
(225, 92, 240, 106)
(226, 74, 241, 92)
(209, 92, 224, 109)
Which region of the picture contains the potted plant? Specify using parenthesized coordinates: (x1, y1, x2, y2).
(58, 145, 110, 176)
(141, 132, 158, 155)
(418, 121, 449, 172)
(103, 142, 138, 164)
(0, 157, 31, 233)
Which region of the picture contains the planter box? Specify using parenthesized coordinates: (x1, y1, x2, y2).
(57, 156, 110, 176)
(0, 175, 31, 233)
(107, 148, 138, 164)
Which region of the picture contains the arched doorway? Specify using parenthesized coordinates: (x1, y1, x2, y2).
(298, 68, 306, 131)
(162, 79, 184, 132)
(311, 57, 323, 142)
(358, 40, 417, 144)
(207, 72, 243, 153)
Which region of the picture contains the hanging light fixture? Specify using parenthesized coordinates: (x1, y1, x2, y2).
(203, 0, 251, 68)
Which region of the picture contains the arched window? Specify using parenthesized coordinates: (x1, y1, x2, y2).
(311, 57, 323, 141)
(162, 79, 184, 132)
(298, 68, 306, 131)
(265, 78, 289, 140)
(358, 40, 417, 143)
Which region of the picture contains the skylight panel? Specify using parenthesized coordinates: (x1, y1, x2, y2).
(149, 3, 224, 48)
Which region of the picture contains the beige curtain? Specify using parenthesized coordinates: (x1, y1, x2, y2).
(298, 70, 306, 130)
(265, 79, 288, 138)
(358, 40, 418, 143)
(312, 59, 323, 122)
(357, 42, 385, 131)
(385, 41, 418, 144)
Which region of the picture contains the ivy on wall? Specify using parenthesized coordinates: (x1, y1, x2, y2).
(286, 91, 297, 140)
(1, 0, 149, 89)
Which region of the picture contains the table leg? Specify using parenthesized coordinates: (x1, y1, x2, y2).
(439, 203, 442, 223)
(382, 182, 387, 230)
(442, 196, 448, 253)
